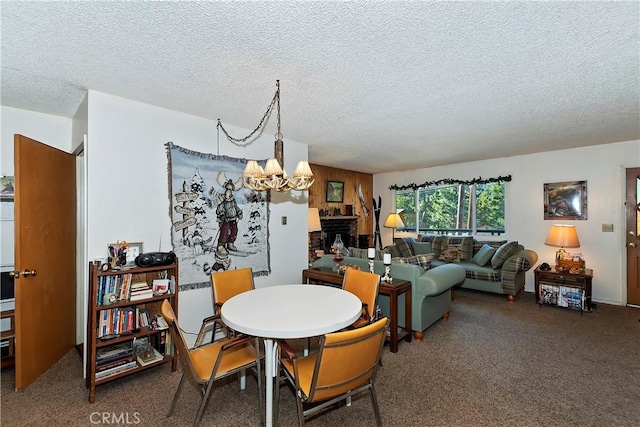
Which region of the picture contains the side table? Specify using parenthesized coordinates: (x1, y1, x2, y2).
(534, 266, 593, 313)
(302, 267, 412, 353)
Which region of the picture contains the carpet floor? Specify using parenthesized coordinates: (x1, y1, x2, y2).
(2, 289, 639, 426)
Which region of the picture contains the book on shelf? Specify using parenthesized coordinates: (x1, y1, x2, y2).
(96, 342, 132, 363)
(129, 288, 153, 301)
(136, 346, 163, 367)
(96, 354, 136, 371)
(95, 360, 138, 380)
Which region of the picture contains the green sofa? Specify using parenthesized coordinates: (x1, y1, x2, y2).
(312, 254, 466, 339)
(389, 236, 538, 302)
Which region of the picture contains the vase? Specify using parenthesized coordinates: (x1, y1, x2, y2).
(331, 234, 345, 272)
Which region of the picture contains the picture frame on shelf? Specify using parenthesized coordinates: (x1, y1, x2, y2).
(107, 241, 143, 267)
(543, 181, 587, 220)
(326, 181, 344, 203)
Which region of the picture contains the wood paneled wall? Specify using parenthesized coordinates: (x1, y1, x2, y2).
(308, 163, 373, 244)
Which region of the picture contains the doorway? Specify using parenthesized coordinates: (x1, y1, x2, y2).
(626, 167, 640, 307)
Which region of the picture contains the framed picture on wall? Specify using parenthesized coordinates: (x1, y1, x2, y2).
(326, 181, 344, 203)
(543, 180, 587, 220)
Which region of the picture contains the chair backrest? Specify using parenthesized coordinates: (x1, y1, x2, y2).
(341, 269, 381, 322)
(210, 267, 255, 313)
(161, 300, 203, 382)
(308, 317, 389, 402)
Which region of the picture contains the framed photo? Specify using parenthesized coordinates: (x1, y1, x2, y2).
(543, 181, 587, 220)
(108, 241, 144, 266)
(326, 181, 345, 203)
(0, 176, 14, 201)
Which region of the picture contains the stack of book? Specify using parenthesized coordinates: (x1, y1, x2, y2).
(136, 346, 164, 367)
(129, 281, 153, 301)
(95, 343, 137, 380)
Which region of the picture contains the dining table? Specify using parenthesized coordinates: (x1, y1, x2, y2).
(221, 284, 362, 427)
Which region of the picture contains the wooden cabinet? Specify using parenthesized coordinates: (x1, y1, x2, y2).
(86, 261, 179, 402)
(534, 267, 593, 313)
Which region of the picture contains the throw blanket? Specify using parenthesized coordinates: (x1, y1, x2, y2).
(166, 142, 270, 292)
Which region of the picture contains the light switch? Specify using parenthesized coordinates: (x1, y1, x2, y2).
(282, 216, 287, 225)
(602, 223, 614, 232)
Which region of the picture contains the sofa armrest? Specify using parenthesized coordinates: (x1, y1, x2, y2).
(415, 264, 466, 299)
(500, 249, 538, 294)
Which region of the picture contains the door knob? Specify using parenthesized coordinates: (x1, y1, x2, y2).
(630, 242, 637, 248)
(8, 271, 19, 278)
(22, 269, 37, 277)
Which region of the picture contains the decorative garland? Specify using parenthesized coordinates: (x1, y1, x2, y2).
(389, 175, 512, 191)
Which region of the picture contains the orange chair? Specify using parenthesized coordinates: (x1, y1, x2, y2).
(211, 267, 255, 314)
(161, 300, 263, 426)
(275, 317, 389, 426)
(342, 268, 381, 328)
(193, 267, 256, 346)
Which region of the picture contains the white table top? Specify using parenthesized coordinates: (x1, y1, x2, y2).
(221, 284, 362, 339)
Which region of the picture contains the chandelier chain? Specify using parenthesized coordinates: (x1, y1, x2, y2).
(217, 83, 279, 147)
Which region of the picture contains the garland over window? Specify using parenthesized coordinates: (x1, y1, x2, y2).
(389, 175, 512, 191)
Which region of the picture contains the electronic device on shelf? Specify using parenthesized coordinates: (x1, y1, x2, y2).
(134, 252, 176, 268)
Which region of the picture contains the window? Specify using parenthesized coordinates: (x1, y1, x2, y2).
(396, 182, 505, 235)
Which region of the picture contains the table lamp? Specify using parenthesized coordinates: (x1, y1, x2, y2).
(545, 224, 580, 269)
(383, 213, 404, 243)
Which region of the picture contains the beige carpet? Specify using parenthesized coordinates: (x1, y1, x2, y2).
(2, 289, 639, 426)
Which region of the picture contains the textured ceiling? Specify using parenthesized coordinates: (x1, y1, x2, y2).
(1, 1, 639, 174)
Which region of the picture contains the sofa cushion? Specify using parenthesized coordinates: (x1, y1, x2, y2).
(429, 236, 445, 258)
(411, 241, 432, 255)
(443, 236, 474, 261)
(348, 247, 384, 260)
(394, 237, 415, 257)
(385, 244, 402, 258)
(392, 254, 435, 270)
(438, 245, 462, 263)
(458, 261, 502, 282)
(473, 240, 507, 256)
(471, 244, 496, 267)
(491, 241, 520, 269)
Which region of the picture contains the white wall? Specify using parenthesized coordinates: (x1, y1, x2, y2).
(374, 140, 640, 306)
(85, 91, 309, 345)
(0, 106, 72, 267)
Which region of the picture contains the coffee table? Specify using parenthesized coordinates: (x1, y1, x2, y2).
(302, 267, 412, 353)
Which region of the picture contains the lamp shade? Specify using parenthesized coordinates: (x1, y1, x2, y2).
(545, 224, 580, 248)
(308, 208, 322, 232)
(383, 213, 404, 229)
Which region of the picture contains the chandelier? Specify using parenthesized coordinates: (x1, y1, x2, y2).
(217, 80, 314, 192)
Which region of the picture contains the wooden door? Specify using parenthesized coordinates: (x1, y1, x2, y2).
(626, 167, 640, 307)
(14, 134, 76, 391)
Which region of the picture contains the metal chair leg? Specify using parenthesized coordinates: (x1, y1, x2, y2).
(168, 372, 187, 417)
(194, 379, 216, 427)
(370, 382, 382, 427)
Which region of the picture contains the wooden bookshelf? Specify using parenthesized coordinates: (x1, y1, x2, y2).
(86, 260, 179, 403)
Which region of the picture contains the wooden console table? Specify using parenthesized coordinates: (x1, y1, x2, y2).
(534, 267, 593, 313)
(302, 267, 412, 353)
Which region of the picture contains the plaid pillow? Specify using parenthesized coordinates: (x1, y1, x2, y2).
(429, 236, 446, 258)
(393, 237, 415, 257)
(348, 247, 385, 260)
(392, 254, 435, 271)
(443, 236, 473, 261)
(438, 245, 462, 263)
(490, 241, 520, 269)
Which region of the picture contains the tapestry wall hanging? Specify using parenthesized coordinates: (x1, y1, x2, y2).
(166, 142, 270, 292)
